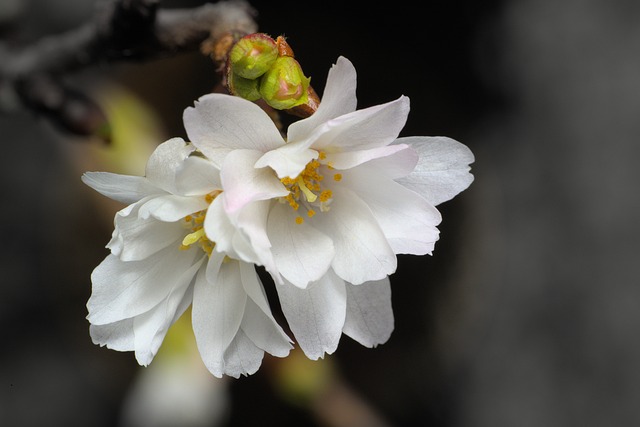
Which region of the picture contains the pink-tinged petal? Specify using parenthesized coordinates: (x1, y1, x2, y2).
(183, 94, 285, 166)
(221, 149, 288, 213)
(133, 259, 202, 366)
(89, 319, 135, 351)
(145, 137, 194, 193)
(192, 253, 247, 378)
(238, 261, 293, 356)
(220, 329, 264, 378)
(254, 141, 318, 179)
(312, 96, 410, 151)
(396, 136, 475, 206)
(87, 248, 200, 325)
(323, 143, 409, 171)
(343, 165, 441, 255)
(287, 56, 358, 142)
(267, 202, 335, 288)
(175, 155, 221, 196)
(343, 277, 394, 347)
(110, 201, 186, 262)
(313, 188, 397, 284)
(276, 270, 347, 360)
(138, 194, 209, 222)
(82, 172, 161, 205)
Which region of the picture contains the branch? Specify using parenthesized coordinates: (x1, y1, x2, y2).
(0, 0, 257, 140)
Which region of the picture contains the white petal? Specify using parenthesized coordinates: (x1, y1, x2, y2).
(204, 197, 238, 257)
(314, 188, 397, 284)
(343, 277, 394, 347)
(138, 194, 209, 222)
(81, 172, 161, 205)
(396, 136, 475, 206)
(110, 201, 186, 261)
(192, 255, 247, 378)
(87, 248, 200, 325)
(287, 56, 358, 142)
(89, 319, 135, 351)
(323, 143, 409, 170)
(221, 149, 288, 213)
(312, 96, 410, 151)
(133, 259, 202, 366)
(238, 261, 292, 356)
(234, 200, 281, 283)
(267, 202, 335, 288)
(145, 137, 194, 193)
(183, 94, 285, 167)
(254, 141, 318, 179)
(277, 270, 346, 360)
(175, 155, 222, 196)
(220, 329, 264, 378)
(357, 144, 418, 179)
(344, 165, 441, 255)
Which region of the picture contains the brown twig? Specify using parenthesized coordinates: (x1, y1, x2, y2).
(0, 0, 257, 139)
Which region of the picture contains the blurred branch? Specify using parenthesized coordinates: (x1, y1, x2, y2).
(0, 0, 257, 139)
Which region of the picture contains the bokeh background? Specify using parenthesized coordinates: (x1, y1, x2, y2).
(2, 0, 640, 426)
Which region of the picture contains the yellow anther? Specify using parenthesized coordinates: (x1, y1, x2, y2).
(297, 176, 318, 202)
(319, 190, 332, 202)
(307, 209, 316, 217)
(184, 215, 193, 222)
(333, 173, 342, 182)
(182, 228, 205, 247)
(295, 216, 304, 224)
(318, 151, 327, 160)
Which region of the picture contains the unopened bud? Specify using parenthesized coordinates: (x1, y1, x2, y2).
(227, 71, 261, 101)
(259, 56, 310, 110)
(229, 33, 278, 79)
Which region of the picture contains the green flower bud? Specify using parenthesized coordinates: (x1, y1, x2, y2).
(259, 56, 311, 110)
(229, 33, 279, 79)
(227, 71, 261, 101)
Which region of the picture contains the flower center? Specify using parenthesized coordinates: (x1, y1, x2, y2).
(179, 191, 220, 256)
(279, 151, 342, 224)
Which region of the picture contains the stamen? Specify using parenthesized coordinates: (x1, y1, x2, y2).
(297, 176, 318, 202)
(182, 228, 205, 247)
(295, 216, 304, 224)
(333, 173, 342, 182)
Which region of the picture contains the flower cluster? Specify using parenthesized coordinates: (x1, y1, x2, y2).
(83, 56, 474, 377)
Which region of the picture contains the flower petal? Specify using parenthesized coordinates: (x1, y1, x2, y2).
(313, 188, 397, 284)
(89, 319, 135, 351)
(82, 172, 161, 205)
(343, 164, 441, 255)
(342, 277, 394, 347)
(254, 141, 318, 179)
(221, 149, 288, 213)
(108, 200, 186, 261)
(192, 253, 247, 378)
(87, 248, 200, 325)
(138, 194, 209, 222)
(323, 143, 409, 171)
(287, 56, 358, 142)
(312, 96, 410, 151)
(133, 259, 202, 366)
(276, 270, 346, 360)
(220, 329, 264, 378)
(184, 94, 285, 167)
(267, 202, 335, 288)
(396, 136, 475, 206)
(238, 261, 292, 356)
(175, 155, 222, 196)
(145, 137, 194, 194)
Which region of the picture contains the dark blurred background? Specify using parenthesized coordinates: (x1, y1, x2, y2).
(2, 1, 640, 426)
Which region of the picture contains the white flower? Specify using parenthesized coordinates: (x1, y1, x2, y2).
(182, 56, 475, 359)
(82, 137, 292, 378)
